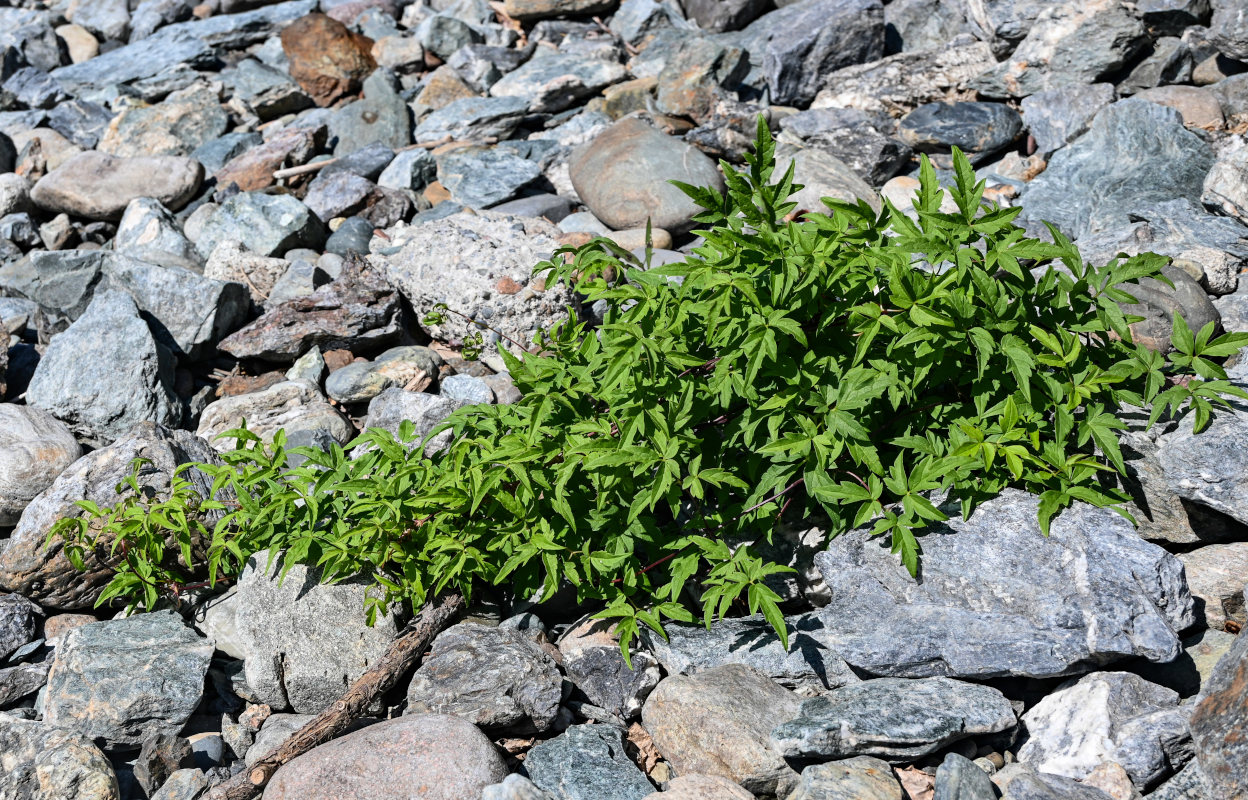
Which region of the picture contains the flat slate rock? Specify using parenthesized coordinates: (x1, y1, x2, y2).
(770, 677, 1016, 762)
(1156, 398, 1248, 527)
(808, 489, 1194, 679)
(43, 610, 214, 750)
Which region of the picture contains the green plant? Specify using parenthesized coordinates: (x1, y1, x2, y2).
(54, 120, 1248, 658)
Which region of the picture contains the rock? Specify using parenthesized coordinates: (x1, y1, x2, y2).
(810, 489, 1194, 679)
(640, 613, 858, 692)
(114, 198, 203, 272)
(133, 733, 194, 797)
(787, 757, 904, 800)
(196, 380, 353, 453)
(304, 170, 375, 222)
(0, 713, 120, 800)
(378, 147, 436, 191)
(654, 35, 749, 123)
(778, 108, 911, 185)
(993, 765, 1119, 800)
(740, 0, 885, 107)
(569, 117, 723, 233)
(195, 191, 324, 259)
(414, 64, 478, 109)
(204, 240, 289, 304)
(1019, 100, 1214, 241)
(1203, 140, 1248, 225)
(0, 423, 224, 610)
(883, 0, 973, 53)
(1156, 394, 1248, 525)
(226, 58, 312, 121)
(0, 173, 31, 218)
(416, 14, 483, 60)
(43, 611, 213, 750)
(213, 125, 324, 193)
(1017, 672, 1191, 791)
(66, 0, 130, 41)
(264, 714, 508, 800)
(490, 52, 626, 114)
(484, 774, 560, 800)
(608, 0, 687, 45)
(643, 664, 801, 796)
(492, 193, 574, 222)
(1146, 760, 1215, 800)
(46, 99, 114, 151)
(325, 346, 442, 404)
(0, 660, 51, 706)
(324, 216, 376, 256)
(682, 0, 767, 32)
(439, 373, 495, 405)
(360, 388, 461, 451)
(771, 677, 1016, 762)
(776, 145, 881, 214)
(330, 69, 410, 156)
(971, 0, 1149, 98)
(30, 151, 203, 221)
(26, 290, 179, 447)
(220, 549, 400, 713)
(935, 752, 997, 800)
(1131, 627, 1239, 699)
(1188, 623, 1247, 798)
(0, 593, 40, 661)
(406, 622, 562, 733)
(811, 40, 996, 117)
(1212, 0, 1248, 61)
(97, 83, 228, 159)
(372, 210, 573, 354)
(1135, 85, 1224, 129)
(149, 768, 208, 800)
(524, 724, 655, 800)
(56, 24, 99, 63)
(435, 146, 542, 209)
(503, 0, 619, 21)
(415, 95, 531, 142)
(3, 67, 66, 110)
(1118, 265, 1220, 354)
(557, 618, 660, 720)
(219, 258, 403, 362)
(898, 101, 1022, 165)
(1119, 36, 1196, 96)
(281, 13, 376, 108)
(0, 405, 81, 527)
(1179, 544, 1248, 631)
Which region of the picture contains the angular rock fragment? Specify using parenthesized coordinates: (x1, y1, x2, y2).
(0, 405, 81, 527)
(0, 713, 120, 800)
(281, 13, 377, 107)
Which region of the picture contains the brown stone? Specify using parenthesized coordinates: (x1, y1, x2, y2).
(423, 180, 452, 206)
(1189, 634, 1248, 799)
(323, 348, 356, 372)
(281, 14, 377, 108)
(1134, 85, 1225, 130)
(502, 0, 619, 21)
(43, 614, 98, 641)
(215, 125, 324, 192)
(215, 371, 289, 399)
(602, 76, 657, 120)
(30, 151, 202, 221)
(415, 65, 479, 110)
(495, 276, 522, 295)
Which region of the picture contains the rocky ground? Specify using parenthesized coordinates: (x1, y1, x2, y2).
(1, 0, 1248, 798)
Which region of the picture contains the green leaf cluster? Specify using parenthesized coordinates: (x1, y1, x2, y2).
(57, 119, 1248, 659)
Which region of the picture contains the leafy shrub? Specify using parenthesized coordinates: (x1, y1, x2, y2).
(54, 120, 1248, 656)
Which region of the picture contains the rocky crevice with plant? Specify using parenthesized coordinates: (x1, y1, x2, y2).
(2, 0, 1248, 799)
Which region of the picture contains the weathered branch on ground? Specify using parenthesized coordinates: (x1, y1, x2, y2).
(203, 591, 466, 800)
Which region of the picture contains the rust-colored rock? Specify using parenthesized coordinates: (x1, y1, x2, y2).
(218, 257, 403, 363)
(323, 348, 356, 372)
(281, 14, 377, 108)
(214, 125, 324, 192)
(1189, 632, 1248, 798)
(215, 371, 289, 398)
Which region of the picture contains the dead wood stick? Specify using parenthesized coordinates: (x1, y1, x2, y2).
(203, 591, 466, 800)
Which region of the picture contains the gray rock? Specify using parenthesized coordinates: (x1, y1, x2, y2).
(1215, 279, 1248, 334)
(0, 173, 30, 218)
(1203, 140, 1248, 226)
(416, 13, 483, 59)
(325, 345, 442, 404)
(322, 141, 395, 182)
(224, 549, 401, 713)
(811, 40, 996, 118)
(360, 388, 462, 452)
(484, 774, 559, 800)
(971, 0, 1149, 98)
(899, 101, 1022, 165)
(190, 131, 262, 175)
(1019, 100, 1214, 241)
(3, 66, 66, 110)
(491, 193, 574, 222)
(133, 733, 194, 796)
(1017, 672, 1191, 790)
(740, 0, 885, 106)
(45, 99, 113, 150)
(1119, 37, 1195, 95)
(268, 257, 333, 306)
(30, 150, 203, 221)
(787, 757, 904, 800)
(218, 258, 402, 362)
(263, 714, 507, 800)
(994, 766, 1118, 800)
(114, 198, 203, 272)
(436, 146, 543, 208)
(884, 0, 973, 53)
(43, 611, 213, 750)
(1156, 396, 1248, 526)
(809, 489, 1195, 679)
(1211, 0, 1248, 61)
(149, 768, 208, 800)
(26, 290, 179, 447)
(372, 210, 574, 354)
(0, 405, 81, 527)
(0, 712, 120, 800)
(196, 380, 353, 454)
(414, 95, 530, 143)
(640, 614, 859, 692)
(440, 373, 495, 405)
(524, 724, 654, 800)
(1146, 760, 1215, 800)
(406, 622, 562, 733)
(0, 660, 51, 706)
(67, 0, 129, 41)
(0, 593, 40, 661)
(490, 52, 626, 113)
(224, 58, 310, 121)
(777, 145, 881, 213)
(642, 664, 801, 796)
(682, 0, 767, 31)
(609, 0, 688, 45)
(324, 216, 374, 257)
(195, 191, 324, 259)
(778, 108, 911, 185)
(771, 677, 1016, 762)
(653, 35, 749, 123)
(1020, 84, 1115, 156)
(0, 212, 39, 250)
(570, 117, 723, 233)
(377, 147, 436, 191)
(1138, 0, 1211, 35)
(304, 171, 375, 222)
(1117, 265, 1220, 354)
(285, 346, 327, 385)
(330, 69, 410, 157)
(0, 423, 224, 610)
(97, 82, 227, 159)
(935, 752, 996, 800)
(557, 618, 660, 721)
(1188, 623, 1248, 799)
